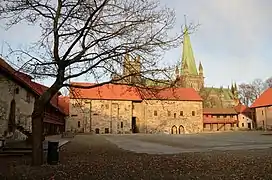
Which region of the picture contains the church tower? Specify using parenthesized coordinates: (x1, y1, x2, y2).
(121, 53, 142, 84)
(178, 25, 204, 91)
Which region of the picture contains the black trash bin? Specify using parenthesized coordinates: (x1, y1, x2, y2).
(47, 141, 59, 165)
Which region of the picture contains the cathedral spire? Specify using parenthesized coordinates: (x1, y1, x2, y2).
(180, 19, 198, 76)
(199, 61, 203, 75)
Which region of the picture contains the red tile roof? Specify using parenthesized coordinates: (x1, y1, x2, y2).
(70, 82, 202, 101)
(140, 88, 203, 101)
(0, 57, 66, 115)
(251, 88, 272, 108)
(234, 102, 252, 113)
(58, 96, 69, 115)
(203, 108, 238, 115)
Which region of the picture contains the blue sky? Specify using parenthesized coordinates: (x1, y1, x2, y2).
(0, 0, 271, 88)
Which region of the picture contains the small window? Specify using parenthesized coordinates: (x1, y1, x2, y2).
(95, 128, 100, 134)
(168, 111, 171, 117)
(223, 115, 227, 118)
(154, 110, 157, 116)
(77, 121, 80, 128)
(71, 114, 78, 117)
(262, 110, 264, 115)
(243, 117, 245, 119)
(174, 113, 176, 118)
(180, 111, 183, 116)
(242, 123, 244, 127)
(26, 92, 31, 103)
(236, 123, 239, 127)
(105, 104, 109, 109)
(105, 128, 109, 134)
(121, 122, 123, 128)
(15, 87, 19, 94)
(192, 111, 195, 116)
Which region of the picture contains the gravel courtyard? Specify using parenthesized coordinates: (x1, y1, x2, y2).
(0, 132, 272, 180)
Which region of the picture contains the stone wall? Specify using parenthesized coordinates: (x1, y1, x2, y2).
(68, 98, 203, 134)
(238, 114, 253, 129)
(0, 74, 34, 138)
(255, 106, 272, 130)
(68, 99, 133, 134)
(140, 100, 203, 134)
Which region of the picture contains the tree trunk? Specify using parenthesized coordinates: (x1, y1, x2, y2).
(32, 100, 45, 166)
(31, 73, 64, 166)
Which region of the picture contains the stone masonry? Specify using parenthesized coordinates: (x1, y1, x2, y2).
(68, 98, 203, 134)
(0, 74, 34, 139)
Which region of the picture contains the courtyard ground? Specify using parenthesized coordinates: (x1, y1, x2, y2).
(0, 132, 272, 180)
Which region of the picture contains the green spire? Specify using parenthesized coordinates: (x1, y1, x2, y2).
(181, 25, 198, 76)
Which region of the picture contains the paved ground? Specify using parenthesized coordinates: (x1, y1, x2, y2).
(105, 131, 272, 154)
(0, 132, 272, 180)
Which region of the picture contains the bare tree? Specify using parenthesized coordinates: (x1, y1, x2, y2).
(265, 77, 272, 88)
(0, 0, 185, 165)
(238, 83, 258, 106)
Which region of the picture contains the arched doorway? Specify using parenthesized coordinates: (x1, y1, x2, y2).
(171, 125, 177, 134)
(179, 125, 185, 134)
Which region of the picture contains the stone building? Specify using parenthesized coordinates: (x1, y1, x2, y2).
(251, 88, 272, 130)
(68, 83, 203, 134)
(0, 57, 67, 140)
(234, 102, 254, 130)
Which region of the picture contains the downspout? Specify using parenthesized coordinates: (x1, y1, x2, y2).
(89, 100, 92, 133)
(264, 107, 268, 131)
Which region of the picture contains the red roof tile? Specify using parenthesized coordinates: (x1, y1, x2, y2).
(251, 88, 272, 108)
(234, 102, 252, 113)
(70, 82, 202, 101)
(203, 108, 238, 115)
(70, 83, 142, 101)
(58, 96, 69, 115)
(140, 88, 202, 101)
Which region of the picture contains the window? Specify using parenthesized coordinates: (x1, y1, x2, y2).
(180, 111, 183, 116)
(95, 128, 100, 134)
(105, 128, 109, 134)
(26, 92, 31, 103)
(71, 114, 78, 117)
(174, 113, 176, 118)
(243, 117, 245, 119)
(105, 104, 109, 109)
(154, 110, 157, 116)
(262, 110, 264, 115)
(192, 111, 195, 116)
(203, 124, 206, 128)
(223, 115, 227, 118)
(15, 87, 19, 94)
(121, 122, 123, 128)
(242, 123, 244, 127)
(168, 111, 171, 117)
(77, 121, 81, 128)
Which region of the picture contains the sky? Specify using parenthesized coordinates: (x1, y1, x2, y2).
(0, 0, 272, 88)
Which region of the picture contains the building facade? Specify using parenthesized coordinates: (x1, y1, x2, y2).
(251, 88, 272, 130)
(67, 83, 203, 134)
(203, 108, 238, 132)
(0, 58, 67, 140)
